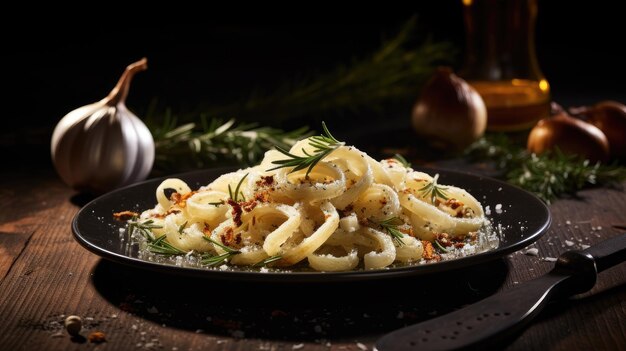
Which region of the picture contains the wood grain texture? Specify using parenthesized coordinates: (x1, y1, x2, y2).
(0, 168, 624, 351)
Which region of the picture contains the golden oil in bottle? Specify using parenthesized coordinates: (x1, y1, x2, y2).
(461, 0, 550, 131)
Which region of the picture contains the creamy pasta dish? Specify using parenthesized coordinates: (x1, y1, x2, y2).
(117, 124, 491, 271)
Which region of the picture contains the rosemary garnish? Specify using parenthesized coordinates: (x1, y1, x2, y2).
(393, 154, 412, 168)
(228, 173, 249, 202)
(208, 201, 224, 207)
(434, 240, 450, 253)
(178, 221, 188, 235)
(127, 218, 186, 255)
(201, 236, 241, 266)
(418, 174, 448, 204)
(370, 217, 405, 247)
(466, 133, 626, 204)
(148, 235, 187, 255)
(150, 117, 311, 173)
(127, 218, 162, 241)
(267, 122, 344, 177)
(252, 255, 282, 267)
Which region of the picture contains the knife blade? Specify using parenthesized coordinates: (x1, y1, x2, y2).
(375, 234, 626, 351)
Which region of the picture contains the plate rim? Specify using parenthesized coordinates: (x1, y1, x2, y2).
(71, 167, 551, 282)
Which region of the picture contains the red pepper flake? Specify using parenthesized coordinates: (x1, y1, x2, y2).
(112, 211, 139, 221)
(169, 191, 196, 208)
(203, 223, 211, 234)
(254, 191, 271, 203)
(220, 227, 236, 247)
(88, 331, 106, 343)
(421, 241, 440, 261)
(240, 199, 258, 212)
(153, 209, 181, 219)
(399, 227, 415, 237)
(256, 175, 275, 187)
(227, 199, 243, 227)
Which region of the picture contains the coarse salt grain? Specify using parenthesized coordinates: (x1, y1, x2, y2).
(565, 240, 574, 247)
(485, 206, 491, 215)
(356, 342, 368, 350)
(524, 248, 539, 256)
(543, 257, 557, 262)
(495, 204, 502, 214)
(565, 220, 571, 225)
(581, 244, 590, 250)
(292, 344, 304, 350)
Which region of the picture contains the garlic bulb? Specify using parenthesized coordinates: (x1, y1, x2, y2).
(51, 58, 154, 194)
(411, 67, 487, 150)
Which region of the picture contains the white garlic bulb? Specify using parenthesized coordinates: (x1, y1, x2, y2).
(51, 58, 154, 194)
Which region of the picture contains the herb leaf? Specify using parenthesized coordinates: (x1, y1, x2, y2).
(200, 236, 241, 266)
(127, 218, 186, 255)
(393, 154, 412, 168)
(252, 255, 282, 267)
(418, 174, 448, 204)
(466, 134, 626, 204)
(127, 218, 162, 241)
(267, 122, 344, 177)
(434, 239, 450, 253)
(228, 173, 249, 202)
(370, 217, 405, 247)
(148, 235, 186, 255)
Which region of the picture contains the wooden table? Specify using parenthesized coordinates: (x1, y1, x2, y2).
(1, 165, 625, 351)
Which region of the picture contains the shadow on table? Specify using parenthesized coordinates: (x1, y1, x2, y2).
(91, 258, 509, 341)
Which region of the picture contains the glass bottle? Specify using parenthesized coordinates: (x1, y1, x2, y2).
(460, 0, 550, 131)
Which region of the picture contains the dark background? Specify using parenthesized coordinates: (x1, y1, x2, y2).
(4, 1, 625, 163)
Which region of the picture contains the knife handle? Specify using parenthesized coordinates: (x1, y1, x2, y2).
(375, 273, 569, 351)
(580, 234, 626, 273)
(375, 234, 626, 351)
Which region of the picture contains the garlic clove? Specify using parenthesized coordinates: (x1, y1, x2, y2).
(527, 112, 610, 163)
(51, 58, 154, 194)
(411, 67, 487, 150)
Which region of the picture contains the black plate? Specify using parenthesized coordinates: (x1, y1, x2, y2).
(72, 167, 551, 282)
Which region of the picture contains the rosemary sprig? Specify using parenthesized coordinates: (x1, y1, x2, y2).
(228, 173, 249, 202)
(148, 235, 187, 255)
(146, 18, 452, 173)
(201, 236, 241, 266)
(393, 153, 412, 168)
(201, 252, 237, 267)
(267, 122, 344, 177)
(418, 174, 448, 204)
(127, 218, 162, 241)
(434, 240, 450, 253)
(466, 133, 626, 204)
(127, 218, 186, 255)
(252, 255, 282, 267)
(370, 217, 405, 247)
(150, 117, 311, 173)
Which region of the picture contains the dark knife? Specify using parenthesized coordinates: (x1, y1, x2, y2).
(375, 234, 626, 351)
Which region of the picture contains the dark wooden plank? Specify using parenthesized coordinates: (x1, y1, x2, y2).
(0, 170, 70, 281)
(0, 170, 624, 350)
(504, 185, 626, 350)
